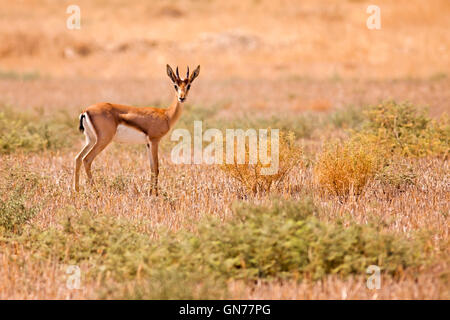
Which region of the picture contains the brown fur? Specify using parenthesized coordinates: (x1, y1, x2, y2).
(73, 65, 200, 194)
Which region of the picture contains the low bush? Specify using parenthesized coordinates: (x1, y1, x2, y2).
(0, 107, 77, 154)
(6, 198, 429, 296)
(27, 211, 151, 278)
(0, 167, 40, 234)
(314, 139, 384, 197)
(221, 130, 302, 194)
(0, 70, 40, 81)
(355, 101, 449, 157)
(326, 105, 366, 130)
(0, 194, 36, 234)
(200, 199, 428, 280)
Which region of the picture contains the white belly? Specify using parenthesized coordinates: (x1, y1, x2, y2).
(114, 124, 147, 144)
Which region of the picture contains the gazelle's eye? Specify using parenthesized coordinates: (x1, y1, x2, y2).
(174, 85, 178, 90)
(187, 84, 191, 90)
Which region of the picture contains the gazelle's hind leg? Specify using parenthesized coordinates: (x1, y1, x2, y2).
(82, 136, 113, 185)
(81, 115, 115, 186)
(73, 114, 97, 191)
(74, 137, 94, 191)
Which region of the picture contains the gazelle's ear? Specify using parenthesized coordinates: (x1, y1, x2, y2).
(189, 65, 200, 83)
(166, 64, 177, 83)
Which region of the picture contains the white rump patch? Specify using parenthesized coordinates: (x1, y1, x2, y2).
(83, 112, 97, 144)
(114, 124, 147, 144)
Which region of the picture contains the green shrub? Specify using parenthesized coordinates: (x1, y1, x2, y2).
(0, 167, 40, 234)
(0, 107, 77, 154)
(26, 211, 151, 279)
(10, 199, 430, 289)
(0, 194, 36, 233)
(355, 101, 449, 157)
(182, 199, 428, 280)
(0, 70, 40, 81)
(327, 106, 366, 130)
(0, 166, 40, 194)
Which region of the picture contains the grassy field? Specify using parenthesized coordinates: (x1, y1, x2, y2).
(0, 0, 449, 299)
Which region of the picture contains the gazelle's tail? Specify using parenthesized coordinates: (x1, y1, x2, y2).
(79, 113, 86, 133)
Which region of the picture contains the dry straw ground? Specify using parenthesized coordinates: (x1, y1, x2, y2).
(0, 0, 449, 299)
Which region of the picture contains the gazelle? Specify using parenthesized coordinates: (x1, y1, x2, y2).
(73, 64, 200, 195)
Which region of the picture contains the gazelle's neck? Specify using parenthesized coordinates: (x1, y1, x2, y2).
(166, 96, 184, 128)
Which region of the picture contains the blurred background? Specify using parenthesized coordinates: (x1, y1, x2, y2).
(0, 0, 449, 114)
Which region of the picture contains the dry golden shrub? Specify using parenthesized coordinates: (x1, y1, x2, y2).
(314, 139, 383, 197)
(221, 130, 302, 194)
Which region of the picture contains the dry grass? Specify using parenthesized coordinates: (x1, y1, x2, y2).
(0, 0, 449, 300)
(229, 268, 449, 299)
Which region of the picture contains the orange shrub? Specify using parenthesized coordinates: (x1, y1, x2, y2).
(221, 130, 302, 194)
(314, 140, 383, 197)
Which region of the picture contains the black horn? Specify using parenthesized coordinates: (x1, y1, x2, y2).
(186, 66, 189, 79)
(176, 66, 180, 79)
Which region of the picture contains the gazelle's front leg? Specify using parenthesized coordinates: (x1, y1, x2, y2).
(147, 138, 160, 196)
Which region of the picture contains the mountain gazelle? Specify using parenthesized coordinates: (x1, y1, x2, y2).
(74, 64, 200, 195)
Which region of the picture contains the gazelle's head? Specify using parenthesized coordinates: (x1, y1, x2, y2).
(166, 64, 200, 103)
